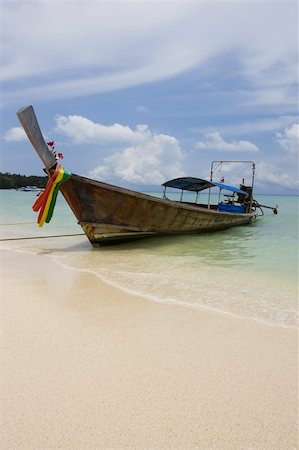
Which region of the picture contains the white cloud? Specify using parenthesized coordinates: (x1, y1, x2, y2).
(255, 162, 298, 191)
(195, 132, 259, 153)
(1, 1, 297, 106)
(89, 139, 184, 185)
(55, 114, 185, 185)
(136, 106, 148, 113)
(89, 135, 184, 185)
(55, 115, 150, 145)
(241, 86, 297, 108)
(276, 124, 299, 155)
(1, 2, 200, 104)
(192, 116, 298, 137)
(3, 126, 26, 142)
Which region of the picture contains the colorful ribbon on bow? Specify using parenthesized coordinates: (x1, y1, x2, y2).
(32, 163, 71, 227)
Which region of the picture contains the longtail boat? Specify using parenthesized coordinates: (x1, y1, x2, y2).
(17, 105, 277, 246)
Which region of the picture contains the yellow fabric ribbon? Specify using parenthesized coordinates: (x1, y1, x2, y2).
(38, 166, 65, 227)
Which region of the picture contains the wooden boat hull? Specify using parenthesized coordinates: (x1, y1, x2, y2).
(60, 174, 257, 245)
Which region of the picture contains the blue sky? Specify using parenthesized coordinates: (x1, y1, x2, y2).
(1, 0, 298, 194)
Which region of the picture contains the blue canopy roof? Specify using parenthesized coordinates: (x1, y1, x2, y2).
(162, 177, 247, 195)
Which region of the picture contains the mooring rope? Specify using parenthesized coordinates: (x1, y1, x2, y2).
(0, 222, 37, 226)
(0, 233, 85, 242)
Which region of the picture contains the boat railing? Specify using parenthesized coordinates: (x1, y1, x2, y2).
(208, 160, 256, 210)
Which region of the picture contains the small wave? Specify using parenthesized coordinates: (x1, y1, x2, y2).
(49, 250, 298, 330)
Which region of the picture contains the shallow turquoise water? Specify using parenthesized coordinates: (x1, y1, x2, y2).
(0, 190, 298, 328)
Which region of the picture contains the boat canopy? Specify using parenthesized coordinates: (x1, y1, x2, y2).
(162, 177, 248, 195)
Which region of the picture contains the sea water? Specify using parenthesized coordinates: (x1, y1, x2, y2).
(0, 189, 298, 328)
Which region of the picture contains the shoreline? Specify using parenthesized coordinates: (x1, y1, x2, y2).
(47, 253, 299, 331)
(1, 238, 297, 330)
(1, 248, 298, 449)
(2, 240, 298, 330)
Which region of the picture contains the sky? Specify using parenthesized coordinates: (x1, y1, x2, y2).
(1, 0, 298, 194)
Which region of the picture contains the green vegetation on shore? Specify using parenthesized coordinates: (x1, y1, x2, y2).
(0, 172, 48, 189)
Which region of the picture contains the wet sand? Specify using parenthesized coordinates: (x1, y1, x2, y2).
(0, 249, 298, 449)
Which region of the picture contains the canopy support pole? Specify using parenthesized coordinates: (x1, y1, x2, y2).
(218, 188, 222, 205)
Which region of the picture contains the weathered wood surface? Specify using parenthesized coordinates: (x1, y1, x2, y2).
(17, 106, 56, 170)
(61, 175, 256, 245)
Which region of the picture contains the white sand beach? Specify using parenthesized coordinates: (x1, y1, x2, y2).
(0, 249, 298, 449)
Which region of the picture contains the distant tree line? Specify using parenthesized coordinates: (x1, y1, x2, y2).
(0, 172, 48, 189)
